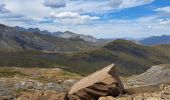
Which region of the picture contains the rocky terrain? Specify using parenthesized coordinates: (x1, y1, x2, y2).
(0, 64, 169, 100)
(0, 67, 81, 99)
(126, 64, 170, 87)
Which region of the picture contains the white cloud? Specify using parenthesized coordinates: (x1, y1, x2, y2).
(50, 12, 100, 24)
(44, 0, 66, 8)
(114, 0, 154, 9)
(66, 17, 170, 38)
(1, 0, 169, 39)
(154, 6, 170, 13)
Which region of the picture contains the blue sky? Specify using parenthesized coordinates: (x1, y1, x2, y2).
(0, 0, 170, 38)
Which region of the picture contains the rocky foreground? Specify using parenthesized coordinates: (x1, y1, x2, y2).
(0, 64, 170, 100)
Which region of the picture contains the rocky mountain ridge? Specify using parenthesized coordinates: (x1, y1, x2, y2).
(0, 24, 96, 52)
(15, 26, 98, 43)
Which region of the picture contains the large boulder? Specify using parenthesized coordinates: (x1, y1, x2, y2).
(66, 64, 124, 100)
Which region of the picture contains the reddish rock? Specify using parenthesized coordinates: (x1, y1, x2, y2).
(67, 64, 124, 100)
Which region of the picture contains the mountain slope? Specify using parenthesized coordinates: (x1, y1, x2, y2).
(0, 24, 96, 52)
(56, 40, 170, 76)
(0, 40, 170, 76)
(128, 64, 170, 85)
(139, 35, 170, 45)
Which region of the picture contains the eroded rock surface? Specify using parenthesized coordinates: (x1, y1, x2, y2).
(67, 64, 124, 100)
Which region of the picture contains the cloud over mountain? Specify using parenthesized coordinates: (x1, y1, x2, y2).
(0, 0, 170, 38)
(50, 12, 100, 24)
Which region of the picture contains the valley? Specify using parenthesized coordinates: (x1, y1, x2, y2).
(0, 0, 170, 99)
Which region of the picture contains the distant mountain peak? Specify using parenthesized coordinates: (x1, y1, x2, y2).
(14, 26, 97, 43)
(139, 35, 170, 45)
(55, 31, 98, 42)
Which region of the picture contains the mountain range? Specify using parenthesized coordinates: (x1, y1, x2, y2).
(0, 23, 170, 76)
(139, 35, 170, 45)
(14, 25, 170, 46)
(0, 24, 96, 52)
(15, 26, 98, 43)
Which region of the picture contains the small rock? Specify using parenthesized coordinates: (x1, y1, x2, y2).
(133, 95, 144, 100)
(16, 90, 65, 100)
(57, 80, 63, 84)
(98, 96, 116, 100)
(145, 97, 160, 100)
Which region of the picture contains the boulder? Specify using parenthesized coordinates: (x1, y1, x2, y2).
(66, 64, 124, 100)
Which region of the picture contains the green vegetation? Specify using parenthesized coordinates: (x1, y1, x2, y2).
(0, 40, 170, 76)
(0, 71, 26, 77)
(15, 88, 27, 94)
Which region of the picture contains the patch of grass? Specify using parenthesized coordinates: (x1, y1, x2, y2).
(0, 71, 27, 77)
(15, 88, 27, 94)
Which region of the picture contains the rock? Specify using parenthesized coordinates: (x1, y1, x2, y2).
(16, 90, 65, 100)
(145, 97, 160, 100)
(57, 80, 63, 84)
(67, 64, 124, 100)
(116, 95, 133, 100)
(63, 79, 78, 90)
(133, 95, 144, 100)
(46, 83, 65, 92)
(98, 96, 116, 100)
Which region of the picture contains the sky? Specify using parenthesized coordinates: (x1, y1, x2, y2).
(0, 0, 170, 38)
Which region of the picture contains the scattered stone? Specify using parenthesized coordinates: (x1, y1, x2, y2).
(67, 64, 124, 100)
(57, 80, 63, 84)
(63, 79, 78, 90)
(145, 97, 160, 100)
(98, 96, 116, 100)
(16, 90, 65, 100)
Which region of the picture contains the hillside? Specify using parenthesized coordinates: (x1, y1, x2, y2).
(0, 40, 170, 76)
(130, 64, 170, 84)
(0, 24, 96, 52)
(139, 35, 170, 45)
(57, 40, 170, 76)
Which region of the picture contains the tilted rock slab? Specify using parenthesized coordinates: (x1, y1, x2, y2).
(66, 64, 124, 100)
